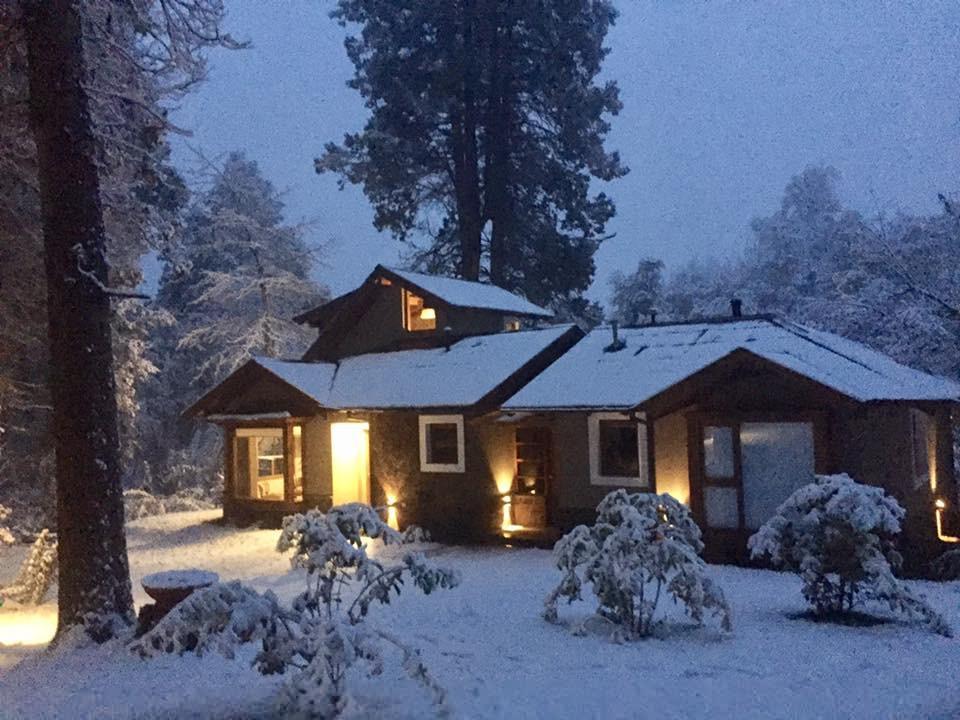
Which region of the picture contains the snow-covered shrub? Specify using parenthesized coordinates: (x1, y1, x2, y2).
(131, 580, 285, 658)
(123, 488, 217, 521)
(0, 504, 15, 546)
(930, 549, 960, 581)
(1, 529, 57, 605)
(257, 504, 459, 718)
(544, 490, 731, 639)
(749, 473, 951, 636)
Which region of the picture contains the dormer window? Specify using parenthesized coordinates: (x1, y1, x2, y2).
(402, 288, 437, 331)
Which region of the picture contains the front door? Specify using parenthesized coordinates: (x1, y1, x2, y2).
(331, 421, 370, 506)
(695, 417, 818, 553)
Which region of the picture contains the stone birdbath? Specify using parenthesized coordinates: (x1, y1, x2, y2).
(137, 569, 219, 635)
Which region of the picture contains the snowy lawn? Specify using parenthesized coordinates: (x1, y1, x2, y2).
(1, 509, 959, 719)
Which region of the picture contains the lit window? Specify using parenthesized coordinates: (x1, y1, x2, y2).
(504, 317, 520, 332)
(588, 412, 648, 486)
(419, 414, 465, 472)
(233, 426, 302, 501)
(402, 289, 437, 331)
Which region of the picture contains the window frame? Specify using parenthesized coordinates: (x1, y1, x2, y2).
(401, 288, 437, 332)
(231, 423, 304, 503)
(588, 412, 649, 487)
(419, 414, 465, 473)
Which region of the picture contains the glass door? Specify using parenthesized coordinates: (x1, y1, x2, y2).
(701, 425, 742, 529)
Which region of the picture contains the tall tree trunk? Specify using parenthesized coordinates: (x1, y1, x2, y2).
(24, 0, 134, 639)
(484, 3, 513, 288)
(451, 0, 483, 281)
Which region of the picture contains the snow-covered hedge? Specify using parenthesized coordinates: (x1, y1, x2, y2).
(123, 488, 216, 521)
(930, 549, 960, 581)
(544, 490, 731, 639)
(749, 473, 951, 635)
(131, 580, 284, 658)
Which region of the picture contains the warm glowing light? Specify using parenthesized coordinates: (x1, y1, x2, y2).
(385, 494, 400, 530)
(494, 472, 514, 496)
(419, 307, 436, 320)
(501, 495, 512, 530)
(0, 607, 57, 647)
(934, 500, 960, 543)
(331, 422, 371, 506)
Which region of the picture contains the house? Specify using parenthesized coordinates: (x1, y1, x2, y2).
(188, 265, 960, 567)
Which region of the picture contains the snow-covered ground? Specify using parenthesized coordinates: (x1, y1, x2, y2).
(1, 510, 959, 719)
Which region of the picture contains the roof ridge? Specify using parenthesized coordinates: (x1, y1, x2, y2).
(767, 318, 886, 378)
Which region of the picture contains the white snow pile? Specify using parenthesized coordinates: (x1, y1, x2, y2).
(545, 490, 731, 639)
(123, 488, 216, 521)
(749, 473, 951, 635)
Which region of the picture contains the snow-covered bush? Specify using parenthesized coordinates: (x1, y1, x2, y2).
(930, 549, 960, 581)
(749, 473, 951, 635)
(544, 490, 731, 639)
(123, 488, 217, 521)
(257, 504, 459, 718)
(131, 580, 285, 658)
(1, 529, 57, 605)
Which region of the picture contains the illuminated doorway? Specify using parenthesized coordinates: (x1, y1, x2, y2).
(331, 421, 371, 506)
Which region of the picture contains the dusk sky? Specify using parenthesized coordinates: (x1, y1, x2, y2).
(169, 0, 960, 303)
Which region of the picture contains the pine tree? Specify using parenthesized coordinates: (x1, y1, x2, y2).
(23, 0, 136, 638)
(18, 0, 236, 639)
(318, 0, 626, 310)
(609, 259, 664, 325)
(146, 152, 327, 491)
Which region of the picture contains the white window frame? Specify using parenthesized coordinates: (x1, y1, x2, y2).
(419, 414, 465, 473)
(588, 411, 649, 487)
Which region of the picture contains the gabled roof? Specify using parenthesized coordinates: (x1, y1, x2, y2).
(379, 266, 553, 318)
(295, 265, 553, 327)
(201, 325, 578, 412)
(503, 318, 960, 410)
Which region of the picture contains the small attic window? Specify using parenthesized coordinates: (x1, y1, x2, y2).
(402, 288, 437, 331)
(504, 317, 520, 332)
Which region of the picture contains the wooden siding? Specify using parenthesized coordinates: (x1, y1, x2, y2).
(305, 278, 521, 361)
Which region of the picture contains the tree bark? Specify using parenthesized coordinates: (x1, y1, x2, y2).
(483, 2, 513, 288)
(450, 0, 483, 281)
(24, 0, 134, 639)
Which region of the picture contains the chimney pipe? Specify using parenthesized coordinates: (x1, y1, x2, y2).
(730, 298, 743, 318)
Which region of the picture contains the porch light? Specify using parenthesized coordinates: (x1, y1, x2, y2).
(385, 494, 400, 531)
(419, 307, 436, 321)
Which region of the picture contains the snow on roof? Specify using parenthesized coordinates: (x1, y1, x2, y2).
(383, 266, 553, 318)
(504, 318, 960, 410)
(253, 325, 574, 409)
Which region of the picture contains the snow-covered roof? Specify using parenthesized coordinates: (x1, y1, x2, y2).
(252, 325, 575, 409)
(503, 318, 960, 410)
(383, 266, 553, 318)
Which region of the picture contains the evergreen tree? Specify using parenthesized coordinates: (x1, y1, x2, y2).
(609, 259, 664, 325)
(146, 152, 327, 492)
(318, 0, 626, 310)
